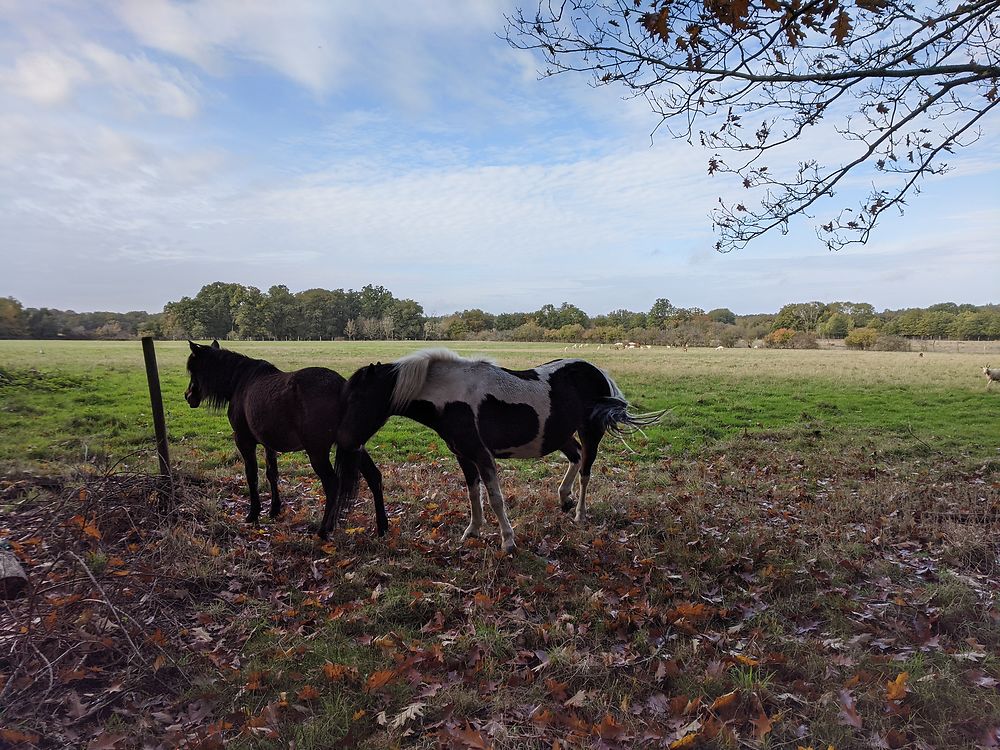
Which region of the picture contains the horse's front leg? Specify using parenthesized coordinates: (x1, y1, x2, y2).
(265, 447, 281, 518)
(357, 448, 388, 537)
(235, 436, 261, 523)
(456, 456, 484, 543)
(475, 453, 516, 553)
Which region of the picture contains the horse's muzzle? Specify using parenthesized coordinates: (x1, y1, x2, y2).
(184, 387, 200, 408)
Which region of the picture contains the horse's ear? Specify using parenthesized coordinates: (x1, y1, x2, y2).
(188, 340, 198, 353)
(211, 340, 221, 349)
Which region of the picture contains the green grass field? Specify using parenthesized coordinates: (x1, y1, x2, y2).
(1, 339, 996, 475)
(1, 340, 998, 750)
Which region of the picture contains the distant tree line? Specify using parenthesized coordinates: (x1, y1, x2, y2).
(771, 301, 1000, 342)
(1, 287, 997, 344)
(0, 297, 157, 340)
(155, 283, 426, 341)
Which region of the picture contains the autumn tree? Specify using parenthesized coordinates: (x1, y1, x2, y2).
(0, 297, 27, 338)
(507, 0, 1000, 251)
(460, 308, 494, 333)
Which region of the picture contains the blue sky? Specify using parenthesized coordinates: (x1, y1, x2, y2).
(1, 1, 997, 317)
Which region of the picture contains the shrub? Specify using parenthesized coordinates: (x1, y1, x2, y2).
(845, 327, 879, 350)
(873, 334, 911, 352)
(764, 328, 796, 348)
(788, 331, 819, 349)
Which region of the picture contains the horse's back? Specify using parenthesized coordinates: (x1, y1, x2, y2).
(239, 367, 345, 451)
(291, 366, 347, 392)
(421, 359, 548, 409)
(410, 357, 616, 459)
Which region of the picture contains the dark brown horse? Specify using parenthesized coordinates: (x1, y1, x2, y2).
(184, 340, 387, 535)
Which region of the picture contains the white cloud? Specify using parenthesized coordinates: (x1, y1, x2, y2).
(113, 0, 513, 105)
(80, 43, 200, 118)
(0, 0, 996, 315)
(0, 42, 200, 118)
(0, 50, 88, 104)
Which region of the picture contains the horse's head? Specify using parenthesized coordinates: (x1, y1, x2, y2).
(185, 340, 221, 408)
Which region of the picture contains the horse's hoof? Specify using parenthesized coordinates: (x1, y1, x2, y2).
(560, 499, 575, 513)
(572, 512, 586, 525)
(269, 508, 282, 519)
(316, 528, 329, 541)
(460, 527, 481, 542)
(501, 539, 517, 554)
(245, 514, 260, 524)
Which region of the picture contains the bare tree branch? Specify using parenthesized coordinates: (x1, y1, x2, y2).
(506, 0, 1000, 251)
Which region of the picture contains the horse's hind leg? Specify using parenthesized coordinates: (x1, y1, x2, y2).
(265, 447, 281, 518)
(235, 436, 262, 523)
(574, 424, 606, 525)
(558, 438, 582, 513)
(456, 456, 484, 543)
(357, 448, 388, 537)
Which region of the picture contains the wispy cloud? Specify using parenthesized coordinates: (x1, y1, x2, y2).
(0, 0, 995, 314)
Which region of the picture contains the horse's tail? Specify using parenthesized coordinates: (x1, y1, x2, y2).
(591, 396, 665, 436)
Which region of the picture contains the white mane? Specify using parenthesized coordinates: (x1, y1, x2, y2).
(390, 348, 494, 411)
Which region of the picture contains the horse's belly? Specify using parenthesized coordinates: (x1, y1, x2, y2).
(247, 411, 310, 453)
(492, 442, 545, 459)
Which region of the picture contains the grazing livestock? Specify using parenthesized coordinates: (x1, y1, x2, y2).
(984, 365, 1000, 388)
(184, 341, 387, 535)
(321, 349, 662, 551)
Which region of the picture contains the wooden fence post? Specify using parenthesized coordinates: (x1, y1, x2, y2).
(141, 337, 171, 480)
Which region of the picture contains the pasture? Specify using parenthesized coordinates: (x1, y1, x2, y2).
(1, 339, 997, 473)
(1, 340, 998, 749)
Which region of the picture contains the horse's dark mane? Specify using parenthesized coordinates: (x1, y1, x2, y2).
(345, 362, 397, 397)
(189, 347, 280, 409)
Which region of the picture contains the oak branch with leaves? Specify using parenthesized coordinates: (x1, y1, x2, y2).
(506, 0, 999, 251)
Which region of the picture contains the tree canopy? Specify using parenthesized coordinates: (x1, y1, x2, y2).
(507, 0, 999, 251)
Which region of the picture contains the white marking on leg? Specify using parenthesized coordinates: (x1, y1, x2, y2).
(482, 471, 516, 552)
(558, 460, 580, 505)
(574, 473, 591, 525)
(461, 481, 484, 542)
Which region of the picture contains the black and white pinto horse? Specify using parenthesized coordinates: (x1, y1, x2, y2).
(323, 349, 661, 551)
(184, 340, 387, 535)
